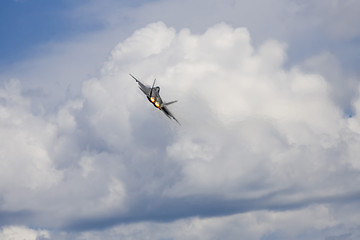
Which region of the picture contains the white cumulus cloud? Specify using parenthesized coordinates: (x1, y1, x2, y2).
(0, 226, 49, 240)
(1, 21, 360, 240)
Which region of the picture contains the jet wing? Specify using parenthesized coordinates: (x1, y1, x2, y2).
(130, 74, 151, 96)
(161, 105, 180, 125)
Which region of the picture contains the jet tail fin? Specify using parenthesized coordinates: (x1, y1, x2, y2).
(149, 78, 156, 96)
(163, 100, 178, 106)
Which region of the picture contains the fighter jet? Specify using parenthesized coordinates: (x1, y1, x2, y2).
(130, 74, 180, 124)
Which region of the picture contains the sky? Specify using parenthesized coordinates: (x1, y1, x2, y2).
(1, 0, 360, 239)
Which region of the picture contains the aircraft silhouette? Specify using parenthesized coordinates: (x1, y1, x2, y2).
(130, 74, 180, 124)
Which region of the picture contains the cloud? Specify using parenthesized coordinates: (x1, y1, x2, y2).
(1, 20, 360, 239)
(0, 80, 62, 192)
(42, 204, 360, 240)
(305, 0, 360, 40)
(75, 0, 360, 65)
(0, 226, 49, 240)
